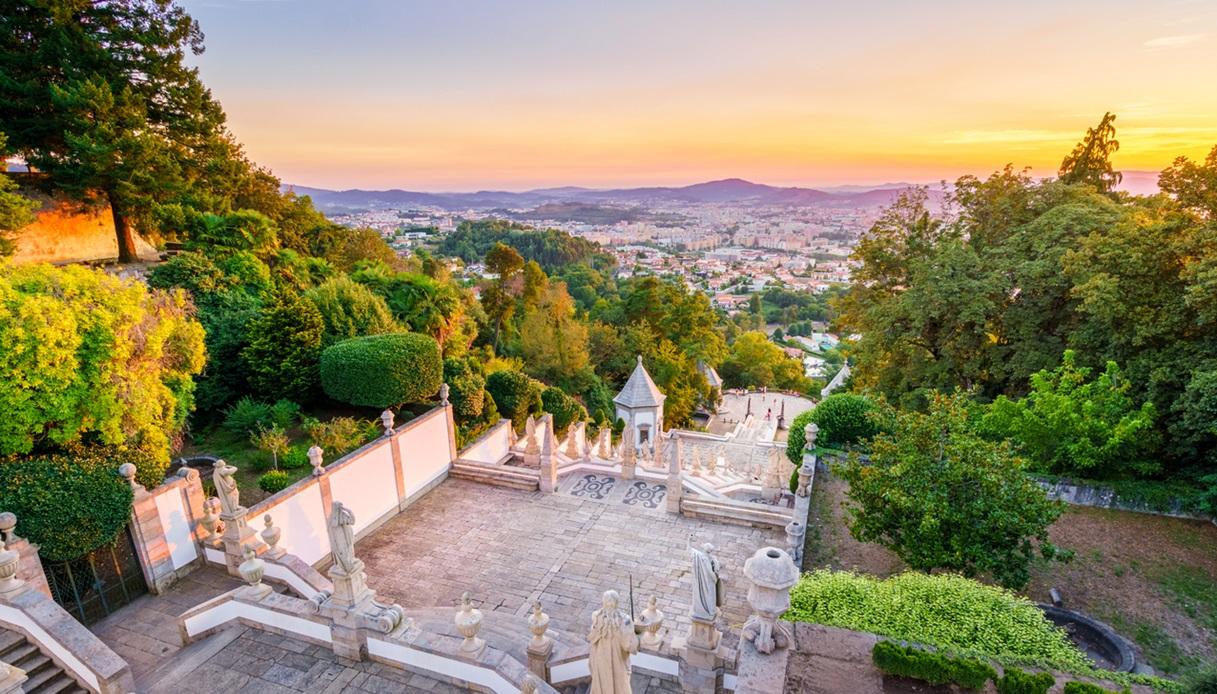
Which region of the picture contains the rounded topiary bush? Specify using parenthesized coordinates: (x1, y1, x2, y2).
(786, 409, 817, 465)
(320, 333, 442, 409)
(812, 392, 879, 448)
(0, 448, 135, 561)
(258, 470, 292, 494)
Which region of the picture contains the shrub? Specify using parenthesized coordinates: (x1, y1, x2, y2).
(444, 356, 488, 424)
(147, 251, 232, 299)
(486, 369, 543, 427)
(268, 399, 301, 430)
(306, 416, 372, 457)
(1063, 683, 1129, 694)
(0, 263, 206, 462)
(0, 447, 135, 561)
(223, 397, 273, 436)
(995, 667, 1055, 694)
(786, 409, 817, 465)
(320, 333, 442, 409)
(242, 290, 325, 402)
(280, 444, 310, 470)
(788, 571, 1090, 672)
(811, 392, 879, 447)
(304, 275, 400, 347)
(250, 425, 289, 470)
(257, 470, 292, 495)
(541, 386, 587, 435)
(871, 641, 996, 690)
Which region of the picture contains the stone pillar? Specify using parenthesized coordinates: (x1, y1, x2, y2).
(675, 622, 727, 694)
(122, 464, 182, 594)
(666, 433, 683, 514)
(741, 547, 799, 654)
(784, 521, 805, 565)
(525, 601, 553, 681)
(0, 514, 50, 599)
(539, 415, 559, 493)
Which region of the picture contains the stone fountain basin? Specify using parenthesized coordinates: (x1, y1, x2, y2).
(1038, 604, 1137, 672)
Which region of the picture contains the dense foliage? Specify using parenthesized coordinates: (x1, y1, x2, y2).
(871, 641, 995, 690)
(243, 290, 325, 402)
(719, 331, 810, 392)
(787, 570, 1089, 671)
(786, 409, 818, 465)
(841, 127, 1217, 494)
(838, 394, 1063, 588)
(486, 369, 542, 427)
(811, 393, 880, 448)
(305, 275, 400, 347)
(541, 386, 587, 436)
(0, 448, 135, 561)
(0, 263, 205, 464)
(982, 351, 1159, 478)
(1062, 683, 1127, 694)
(439, 220, 614, 272)
(319, 333, 442, 409)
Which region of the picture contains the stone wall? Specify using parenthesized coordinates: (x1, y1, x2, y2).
(1034, 477, 1214, 522)
(5, 183, 158, 265)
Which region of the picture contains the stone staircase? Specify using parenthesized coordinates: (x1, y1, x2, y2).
(0, 628, 87, 693)
(449, 460, 540, 491)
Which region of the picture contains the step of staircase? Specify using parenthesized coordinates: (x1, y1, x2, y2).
(0, 628, 88, 694)
(450, 461, 539, 491)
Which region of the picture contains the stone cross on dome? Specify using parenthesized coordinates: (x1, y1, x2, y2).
(613, 355, 666, 455)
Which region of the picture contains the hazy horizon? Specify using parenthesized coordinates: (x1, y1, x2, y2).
(184, 0, 1216, 190)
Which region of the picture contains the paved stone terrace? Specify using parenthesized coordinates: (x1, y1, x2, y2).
(359, 478, 782, 641)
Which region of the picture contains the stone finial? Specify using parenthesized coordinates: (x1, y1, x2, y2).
(380, 409, 395, 436)
(307, 445, 324, 476)
(117, 463, 140, 490)
(198, 498, 221, 542)
(785, 520, 805, 564)
(0, 513, 15, 547)
(238, 545, 272, 600)
(439, 383, 450, 407)
(261, 515, 285, 559)
(520, 675, 539, 694)
(527, 601, 551, 650)
(741, 547, 799, 654)
(804, 421, 819, 448)
(638, 595, 665, 650)
(637, 354, 644, 366)
(0, 547, 24, 597)
(455, 592, 486, 658)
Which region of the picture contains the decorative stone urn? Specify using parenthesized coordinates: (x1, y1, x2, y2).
(638, 595, 665, 650)
(308, 445, 325, 477)
(0, 548, 24, 596)
(455, 592, 486, 658)
(238, 545, 272, 600)
(0, 512, 15, 546)
(380, 409, 395, 436)
(261, 515, 285, 559)
(741, 546, 800, 654)
(526, 601, 551, 650)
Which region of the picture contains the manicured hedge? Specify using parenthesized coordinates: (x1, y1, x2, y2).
(486, 369, 542, 427)
(787, 571, 1090, 671)
(542, 386, 586, 435)
(0, 448, 135, 561)
(995, 667, 1055, 694)
(811, 392, 879, 447)
(871, 641, 996, 690)
(320, 333, 442, 409)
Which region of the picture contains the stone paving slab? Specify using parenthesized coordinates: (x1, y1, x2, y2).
(358, 478, 782, 642)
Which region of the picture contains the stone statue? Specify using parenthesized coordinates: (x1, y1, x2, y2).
(213, 460, 241, 516)
(587, 590, 638, 694)
(689, 540, 723, 622)
(328, 501, 360, 575)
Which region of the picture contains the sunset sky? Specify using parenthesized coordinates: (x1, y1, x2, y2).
(184, 0, 1217, 191)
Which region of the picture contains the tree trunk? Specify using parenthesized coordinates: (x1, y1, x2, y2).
(109, 194, 139, 263)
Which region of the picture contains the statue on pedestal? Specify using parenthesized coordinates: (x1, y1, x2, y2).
(328, 501, 361, 576)
(689, 540, 723, 622)
(213, 460, 241, 516)
(588, 590, 638, 694)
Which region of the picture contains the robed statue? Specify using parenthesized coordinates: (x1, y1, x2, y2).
(689, 539, 724, 622)
(213, 460, 241, 516)
(587, 590, 638, 694)
(328, 501, 361, 575)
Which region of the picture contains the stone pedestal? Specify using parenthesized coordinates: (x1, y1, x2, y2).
(538, 455, 558, 494)
(673, 618, 729, 694)
(220, 508, 262, 577)
(665, 434, 683, 514)
(329, 560, 370, 609)
(741, 547, 799, 655)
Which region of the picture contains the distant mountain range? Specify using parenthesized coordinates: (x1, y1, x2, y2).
(282, 178, 943, 212)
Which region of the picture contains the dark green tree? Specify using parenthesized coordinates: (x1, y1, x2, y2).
(1058, 112, 1121, 194)
(242, 290, 324, 402)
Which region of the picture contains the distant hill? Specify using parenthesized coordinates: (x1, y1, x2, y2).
(282, 178, 935, 212)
